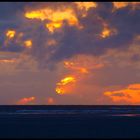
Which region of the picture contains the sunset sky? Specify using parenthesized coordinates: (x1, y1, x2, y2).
(0, 2, 140, 105)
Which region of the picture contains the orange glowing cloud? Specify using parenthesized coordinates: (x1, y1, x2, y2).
(6, 30, 16, 39)
(17, 96, 35, 105)
(113, 2, 140, 10)
(55, 55, 106, 95)
(0, 59, 16, 63)
(56, 55, 105, 95)
(104, 84, 140, 104)
(4, 30, 16, 46)
(113, 2, 129, 9)
(101, 28, 111, 38)
(100, 22, 117, 39)
(64, 55, 105, 72)
(47, 97, 55, 105)
(24, 40, 32, 48)
(25, 6, 81, 33)
(4, 29, 33, 50)
(46, 22, 63, 33)
(57, 76, 76, 86)
(56, 76, 76, 95)
(75, 2, 97, 11)
(74, 2, 97, 17)
(64, 61, 89, 74)
(24, 2, 98, 33)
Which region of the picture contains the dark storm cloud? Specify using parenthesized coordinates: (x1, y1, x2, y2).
(0, 2, 31, 53)
(0, 2, 27, 27)
(107, 8, 140, 46)
(0, 2, 140, 68)
(51, 3, 140, 62)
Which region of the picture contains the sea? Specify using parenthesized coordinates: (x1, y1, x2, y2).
(0, 105, 140, 138)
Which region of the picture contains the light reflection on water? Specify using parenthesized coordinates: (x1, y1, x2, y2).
(111, 114, 140, 117)
(0, 111, 140, 117)
(0, 107, 140, 116)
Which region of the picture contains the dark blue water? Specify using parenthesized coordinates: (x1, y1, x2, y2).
(0, 105, 140, 138)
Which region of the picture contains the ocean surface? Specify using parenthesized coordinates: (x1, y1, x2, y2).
(0, 105, 140, 138)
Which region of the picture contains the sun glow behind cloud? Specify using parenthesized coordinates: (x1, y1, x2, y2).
(56, 76, 76, 95)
